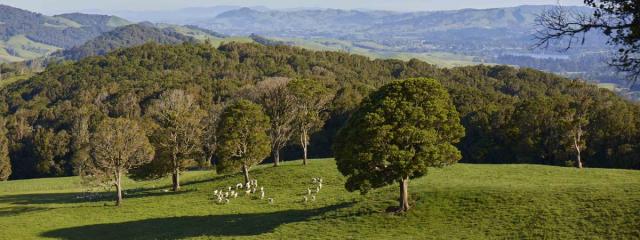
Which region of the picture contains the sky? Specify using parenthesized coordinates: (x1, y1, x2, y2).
(0, 0, 585, 14)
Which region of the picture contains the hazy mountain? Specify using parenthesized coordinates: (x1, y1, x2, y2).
(0, 4, 131, 62)
(86, 6, 270, 25)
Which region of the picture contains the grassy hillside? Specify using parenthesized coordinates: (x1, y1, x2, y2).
(0, 159, 638, 239)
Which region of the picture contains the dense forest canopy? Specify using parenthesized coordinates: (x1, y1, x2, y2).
(1, 42, 639, 180)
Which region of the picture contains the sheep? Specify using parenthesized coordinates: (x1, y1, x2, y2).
(236, 183, 243, 189)
(260, 191, 265, 199)
(251, 188, 257, 194)
(224, 192, 230, 198)
(268, 198, 274, 204)
(228, 186, 232, 192)
(214, 190, 219, 195)
(319, 182, 323, 189)
(316, 187, 320, 193)
(245, 189, 251, 195)
(311, 195, 316, 202)
(312, 178, 318, 184)
(233, 192, 238, 198)
(163, 189, 170, 193)
(307, 188, 312, 195)
(245, 182, 251, 189)
(224, 198, 230, 204)
(260, 186, 264, 192)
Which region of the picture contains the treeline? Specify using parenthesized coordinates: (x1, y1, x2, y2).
(1, 42, 639, 180)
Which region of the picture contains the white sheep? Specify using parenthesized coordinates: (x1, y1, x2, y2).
(316, 187, 320, 193)
(224, 198, 230, 204)
(233, 192, 238, 198)
(214, 190, 219, 195)
(245, 182, 251, 189)
(312, 178, 318, 184)
(260, 191, 265, 199)
(311, 195, 316, 202)
(251, 188, 257, 194)
(307, 188, 312, 195)
(245, 189, 251, 195)
(228, 186, 232, 192)
(260, 186, 264, 192)
(303, 196, 308, 202)
(319, 182, 323, 189)
(268, 198, 274, 204)
(236, 183, 243, 189)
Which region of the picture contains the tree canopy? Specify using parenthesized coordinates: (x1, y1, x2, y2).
(334, 78, 465, 212)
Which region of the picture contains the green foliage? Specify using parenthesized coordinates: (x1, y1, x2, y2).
(216, 100, 271, 175)
(1, 42, 640, 179)
(132, 89, 205, 191)
(0, 117, 10, 180)
(86, 118, 154, 202)
(334, 78, 465, 193)
(33, 128, 70, 176)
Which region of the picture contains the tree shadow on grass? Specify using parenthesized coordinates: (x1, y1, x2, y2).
(41, 203, 353, 240)
(0, 206, 51, 217)
(0, 189, 192, 205)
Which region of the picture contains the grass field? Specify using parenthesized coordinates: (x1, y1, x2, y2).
(0, 159, 639, 239)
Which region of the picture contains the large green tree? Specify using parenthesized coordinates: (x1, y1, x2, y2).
(216, 100, 271, 184)
(288, 79, 333, 165)
(87, 118, 154, 206)
(144, 89, 205, 191)
(334, 78, 465, 212)
(0, 117, 11, 181)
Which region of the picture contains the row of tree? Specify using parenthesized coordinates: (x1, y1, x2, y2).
(1, 42, 639, 182)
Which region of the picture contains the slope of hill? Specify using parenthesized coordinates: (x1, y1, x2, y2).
(2, 43, 639, 180)
(0, 160, 638, 239)
(56, 24, 198, 61)
(0, 5, 131, 62)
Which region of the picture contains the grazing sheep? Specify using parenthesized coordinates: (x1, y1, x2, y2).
(236, 183, 243, 189)
(260, 191, 265, 199)
(251, 188, 257, 194)
(319, 182, 323, 189)
(163, 189, 170, 193)
(233, 192, 238, 198)
(225, 192, 230, 198)
(214, 190, 218, 195)
(316, 187, 320, 193)
(311, 195, 316, 202)
(312, 178, 318, 184)
(246, 182, 251, 189)
(245, 189, 251, 195)
(260, 186, 264, 192)
(303, 196, 308, 202)
(307, 188, 312, 195)
(228, 186, 232, 192)
(224, 198, 230, 204)
(268, 198, 274, 204)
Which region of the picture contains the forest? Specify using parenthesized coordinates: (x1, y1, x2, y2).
(0, 42, 639, 180)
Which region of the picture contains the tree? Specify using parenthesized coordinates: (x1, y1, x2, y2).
(145, 89, 205, 192)
(288, 79, 333, 165)
(252, 77, 297, 166)
(564, 84, 596, 168)
(33, 128, 71, 176)
(535, 1, 640, 81)
(0, 118, 11, 181)
(334, 78, 465, 212)
(87, 118, 154, 206)
(202, 103, 224, 168)
(216, 100, 271, 185)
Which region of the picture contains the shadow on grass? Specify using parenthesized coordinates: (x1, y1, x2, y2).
(42, 203, 352, 240)
(0, 189, 193, 205)
(0, 206, 51, 217)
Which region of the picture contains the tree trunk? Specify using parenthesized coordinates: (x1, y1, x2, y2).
(301, 131, 308, 165)
(115, 170, 123, 206)
(398, 177, 410, 212)
(242, 164, 250, 185)
(172, 169, 181, 192)
(574, 129, 583, 169)
(273, 150, 280, 167)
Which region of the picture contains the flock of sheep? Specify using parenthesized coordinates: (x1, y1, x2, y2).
(211, 177, 324, 205)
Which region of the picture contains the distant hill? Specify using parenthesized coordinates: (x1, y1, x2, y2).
(56, 24, 198, 60)
(0, 5, 131, 62)
(87, 6, 269, 25)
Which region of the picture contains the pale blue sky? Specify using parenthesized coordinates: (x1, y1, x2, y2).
(0, 0, 584, 14)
